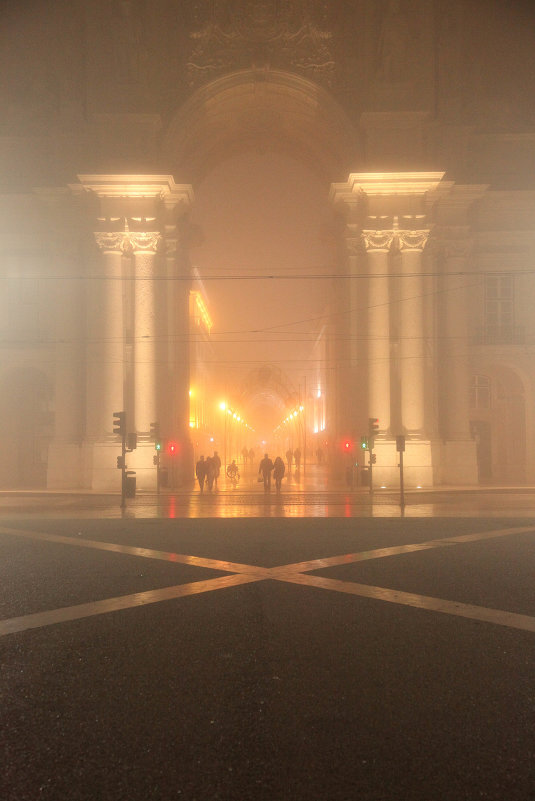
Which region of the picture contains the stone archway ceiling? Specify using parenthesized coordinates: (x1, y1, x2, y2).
(237, 365, 301, 432)
(161, 69, 359, 184)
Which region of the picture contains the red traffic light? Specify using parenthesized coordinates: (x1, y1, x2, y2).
(368, 417, 379, 434)
(342, 439, 353, 452)
(167, 440, 178, 456)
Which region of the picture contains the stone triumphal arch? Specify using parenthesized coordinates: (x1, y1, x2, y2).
(1, 0, 535, 490)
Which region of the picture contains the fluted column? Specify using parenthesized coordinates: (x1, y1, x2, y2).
(362, 229, 394, 433)
(92, 233, 126, 439)
(346, 232, 366, 437)
(130, 232, 161, 436)
(398, 228, 429, 435)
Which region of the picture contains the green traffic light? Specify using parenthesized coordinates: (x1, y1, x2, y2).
(155, 441, 161, 451)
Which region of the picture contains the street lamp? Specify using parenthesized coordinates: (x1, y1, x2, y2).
(219, 401, 227, 468)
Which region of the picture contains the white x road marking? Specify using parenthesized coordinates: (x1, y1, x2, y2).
(1, 524, 534, 637)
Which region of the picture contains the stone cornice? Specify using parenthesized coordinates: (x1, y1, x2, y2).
(72, 175, 194, 205)
(334, 172, 445, 198)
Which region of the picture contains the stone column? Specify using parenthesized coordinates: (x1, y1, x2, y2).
(362, 229, 395, 433)
(129, 232, 161, 436)
(92, 233, 126, 438)
(346, 231, 365, 435)
(165, 208, 193, 486)
(398, 228, 429, 435)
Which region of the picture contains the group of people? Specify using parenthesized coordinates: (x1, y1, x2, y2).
(285, 448, 301, 473)
(195, 448, 308, 494)
(195, 452, 221, 493)
(258, 453, 286, 493)
(241, 447, 255, 464)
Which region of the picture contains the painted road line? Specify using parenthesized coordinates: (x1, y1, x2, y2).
(0, 526, 273, 578)
(278, 525, 535, 574)
(281, 573, 535, 633)
(0, 574, 261, 637)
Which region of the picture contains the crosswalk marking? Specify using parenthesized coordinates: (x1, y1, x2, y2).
(1, 523, 534, 637)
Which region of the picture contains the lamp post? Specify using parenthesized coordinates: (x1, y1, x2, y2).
(219, 401, 227, 470)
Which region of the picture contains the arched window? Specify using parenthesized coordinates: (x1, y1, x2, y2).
(470, 375, 491, 409)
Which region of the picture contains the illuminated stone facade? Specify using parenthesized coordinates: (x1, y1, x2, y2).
(0, 1, 534, 488)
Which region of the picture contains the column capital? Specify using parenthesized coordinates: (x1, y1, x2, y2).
(94, 227, 163, 254)
(397, 229, 430, 253)
(126, 231, 162, 254)
(362, 230, 395, 252)
(94, 231, 129, 253)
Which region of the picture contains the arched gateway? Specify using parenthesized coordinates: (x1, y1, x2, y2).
(2, 1, 535, 490)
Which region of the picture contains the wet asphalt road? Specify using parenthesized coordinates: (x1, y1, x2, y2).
(1, 513, 535, 801)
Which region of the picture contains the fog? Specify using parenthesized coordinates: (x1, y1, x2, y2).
(0, 0, 535, 489)
(190, 151, 333, 432)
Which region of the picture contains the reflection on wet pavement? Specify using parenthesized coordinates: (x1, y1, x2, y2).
(1, 488, 535, 519)
(0, 463, 534, 518)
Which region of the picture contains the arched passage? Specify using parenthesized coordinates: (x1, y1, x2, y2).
(162, 70, 358, 472)
(161, 68, 359, 183)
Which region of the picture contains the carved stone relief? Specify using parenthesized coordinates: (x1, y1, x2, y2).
(186, 0, 335, 89)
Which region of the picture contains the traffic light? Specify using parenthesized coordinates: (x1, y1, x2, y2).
(343, 439, 352, 452)
(126, 433, 137, 451)
(368, 418, 379, 435)
(360, 436, 369, 450)
(167, 440, 178, 456)
(371, 453, 377, 464)
(150, 422, 161, 451)
(117, 455, 125, 469)
(113, 411, 125, 437)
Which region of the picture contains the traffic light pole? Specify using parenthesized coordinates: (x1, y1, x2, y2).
(368, 446, 373, 495)
(396, 435, 406, 511)
(114, 411, 128, 509)
(120, 423, 127, 510)
(399, 449, 405, 510)
(150, 422, 161, 495)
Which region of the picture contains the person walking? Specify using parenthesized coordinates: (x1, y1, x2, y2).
(195, 455, 206, 494)
(286, 448, 293, 473)
(258, 453, 274, 491)
(205, 455, 216, 492)
(273, 455, 285, 493)
(213, 451, 221, 489)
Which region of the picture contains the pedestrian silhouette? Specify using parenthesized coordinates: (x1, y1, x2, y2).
(213, 451, 221, 488)
(258, 453, 274, 491)
(273, 455, 285, 493)
(195, 455, 206, 493)
(286, 448, 293, 473)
